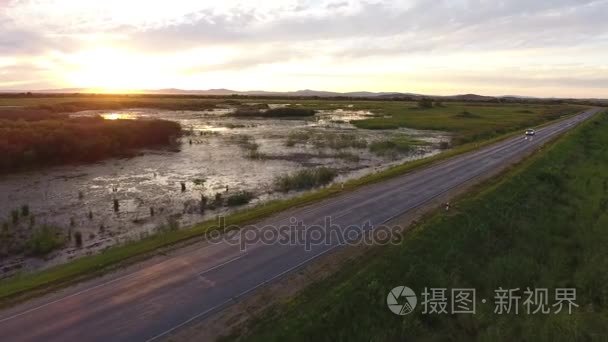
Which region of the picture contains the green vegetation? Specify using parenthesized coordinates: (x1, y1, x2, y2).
(232, 107, 316, 118)
(73, 231, 83, 247)
(0, 115, 181, 173)
(192, 178, 206, 186)
(274, 167, 338, 193)
(226, 191, 255, 207)
(10, 210, 19, 225)
(312, 133, 367, 150)
(455, 110, 481, 118)
(229, 135, 263, 159)
(238, 112, 608, 341)
(26, 226, 65, 256)
(352, 102, 584, 145)
(286, 131, 367, 150)
(369, 135, 422, 157)
(0, 97, 217, 115)
(333, 151, 360, 162)
(417, 97, 434, 109)
(285, 131, 313, 146)
(229, 135, 259, 151)
(21, 205, 30, 217)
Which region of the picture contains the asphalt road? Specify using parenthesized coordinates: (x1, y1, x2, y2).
(0, 108, 600, 341)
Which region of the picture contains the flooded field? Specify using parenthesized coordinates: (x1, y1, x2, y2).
(0, 104, 450, 277)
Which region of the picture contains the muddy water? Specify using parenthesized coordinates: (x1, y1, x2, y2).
(0, 106, 450, 276)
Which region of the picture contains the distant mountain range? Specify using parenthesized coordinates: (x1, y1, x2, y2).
(0, 87, 515, 99)
(129, 88, 424, 98)
(0, 87, 414, 97)
(1, 88, 605, 102)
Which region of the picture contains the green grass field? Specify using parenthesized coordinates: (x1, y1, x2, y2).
(349, 102, 584, 144)
(236, 112, 608, 341)
(0, 95, 220, 107)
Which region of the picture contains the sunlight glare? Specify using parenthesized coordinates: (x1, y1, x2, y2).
(101, 113, 135, 120)
(63, 48, 169, 92)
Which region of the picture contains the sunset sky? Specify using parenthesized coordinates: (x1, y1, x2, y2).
(1, 0, 607, 97)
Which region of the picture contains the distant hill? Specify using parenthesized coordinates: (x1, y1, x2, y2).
(1, 88, 604, 103)
(440, 94, 497, 101)
(1, 88, 421, 98)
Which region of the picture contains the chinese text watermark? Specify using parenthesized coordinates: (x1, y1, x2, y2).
(387, 287, 578, 315)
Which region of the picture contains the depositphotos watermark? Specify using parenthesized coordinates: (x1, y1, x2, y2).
(387, 286, 579, 315)
(205, 216, 404, 251)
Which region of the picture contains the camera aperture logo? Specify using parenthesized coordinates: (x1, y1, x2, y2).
(387, 286, 417, 315)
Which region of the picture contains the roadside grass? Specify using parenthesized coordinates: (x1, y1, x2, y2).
(235, 112, 608, 341)
(0, 109, 588, 303)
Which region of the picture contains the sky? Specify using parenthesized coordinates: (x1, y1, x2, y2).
(0, 0, 607, 98)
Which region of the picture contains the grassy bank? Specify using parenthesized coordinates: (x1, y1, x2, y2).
(0, 115, 181, 173)
(0, 109, 588, 303)
(237, 112, 608, 341)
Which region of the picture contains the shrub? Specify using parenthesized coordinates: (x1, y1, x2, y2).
(417, 97, 434, 109)
(287, 131, 366, 150)
(208, 193, 223, 209)
(166, 216, 180, 231)
(274, 167, 338, 193)
(226, 191, 255, 207)
(369, 136, 417, 157)
(312, 133, 367, 150)
(199, 195, 207, 213)
(11, 210, 19, 225)
(193, 178, 206, 186)
(26, 226, 65, 256)
(74, 231, 83, 247)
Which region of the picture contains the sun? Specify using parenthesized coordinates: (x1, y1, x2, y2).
(63, 48, 164, 92)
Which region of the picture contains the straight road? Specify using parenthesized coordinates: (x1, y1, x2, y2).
(0, 108, 601, 341)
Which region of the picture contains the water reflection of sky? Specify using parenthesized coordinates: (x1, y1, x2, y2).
(101, 113, 138, 120)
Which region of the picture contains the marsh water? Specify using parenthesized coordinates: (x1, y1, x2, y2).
(0, 105, 450, 277)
